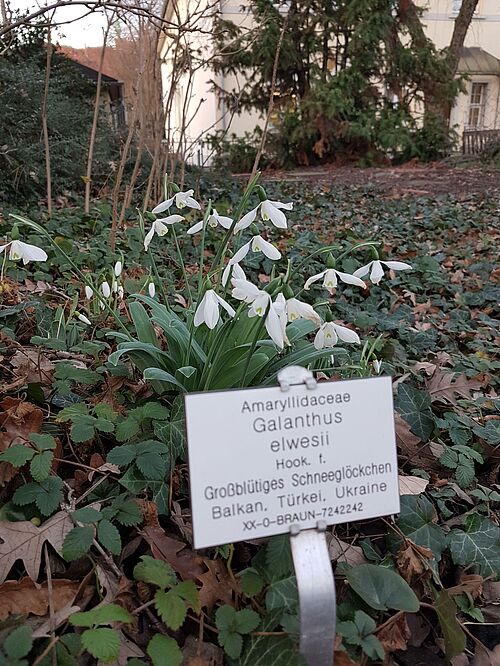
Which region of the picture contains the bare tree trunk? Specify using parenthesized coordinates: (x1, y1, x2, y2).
(41, 23, 53, 217)
(448, 0, 479, 75)
(84, 16, 113, 215)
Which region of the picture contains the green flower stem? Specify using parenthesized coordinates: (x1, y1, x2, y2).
(171, 225, 193, 304)
(210, 172, 261, 282)
(149, 250, 169, 306)
(240, 308, 269, 388)
(197, 201, 212, 298)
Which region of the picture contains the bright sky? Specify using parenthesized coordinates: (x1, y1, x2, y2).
(8, 0, 109, 47)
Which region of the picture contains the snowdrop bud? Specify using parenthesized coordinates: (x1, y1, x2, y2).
(148, 282, 156, 297)
(84, 285, 93, 300)
(101, 281, 111, 298)
(373, 359, 382, 374)
(99, 301, 105, 310)
(114, 260, 122, 277)
(77, 313, 91, 325)
(118, 285, 124, 299)
(112, 280, 118, 294)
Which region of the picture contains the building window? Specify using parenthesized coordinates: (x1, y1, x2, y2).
(451, 0, 462, 14)
(467, 82, 488, 128)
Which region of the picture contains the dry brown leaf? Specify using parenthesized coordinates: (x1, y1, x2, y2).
(412, 361, 437, 376)
(470, 644, 500, 666)
(398, 475, 429, 495)
(0, 577, 80, 620)
(0, 511, 72, 583)
(31, 604, 81, 638)
(378, 613, 411, 652)
(197, 559, 234, 611)
(10, 348, 55, 384)
(328, 536, 367, 565)
(0, 397, 43, 485)
(182, 635, 224, 665)
(140, 525, 205, 580)
(396, 541, 434, 583)
(333, 650, 360, 665)
(395, 413, 439, 470)
(426, 370, 483, 407)
(447, 574, 483, 599)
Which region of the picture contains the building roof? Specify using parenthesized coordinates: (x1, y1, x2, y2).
(458, 47, 500, 76)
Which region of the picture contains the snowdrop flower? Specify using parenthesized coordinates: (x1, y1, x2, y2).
(314, 322, 360, 350)
(353, 259, 412, 285)
(117, 285, 124, 299)
(286, 298, 321, 325)
(194, 290, 235, 329)
(373, 359, 382, 374)
(114, 260, 122, 277)
(84, 285, 94, 300)
(222, 262, 245, 287)
(101, 281, 111, 298)
(144, 215, 184, 251)
(230, 235, 281, 265)
(76, 313, 91, 326)
(148, 282, 156, 298)
(112, 280, 118, 294)
(0, 240, 47, 265)
(188, 208, 233, 235)
(153, 189, 201, 214)
(231, 277, 261, 303)
(304, 268, 365, 294)
(265, 293, 289, 350)
(235, 199, 293, 232)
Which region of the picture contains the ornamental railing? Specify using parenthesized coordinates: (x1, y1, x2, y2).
(462, 128, 500, 155)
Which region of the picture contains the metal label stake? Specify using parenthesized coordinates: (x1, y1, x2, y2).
(277, 366, 336, 666)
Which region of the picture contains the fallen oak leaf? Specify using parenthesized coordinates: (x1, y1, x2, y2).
(140, 525, 205, 580)
(377, 612, 411, 652)
(0, 511, 73, 583)
(426, 371, 483, 407)
(0, 397, 43, 486)
(0, 577, 80, 620)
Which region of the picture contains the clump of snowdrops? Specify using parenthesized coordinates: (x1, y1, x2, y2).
(8, 175, 411, 391)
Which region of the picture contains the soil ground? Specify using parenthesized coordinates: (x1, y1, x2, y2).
(260, 162, 500, 197)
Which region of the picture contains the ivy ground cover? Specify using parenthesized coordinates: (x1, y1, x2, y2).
(0, 175, 498, 664)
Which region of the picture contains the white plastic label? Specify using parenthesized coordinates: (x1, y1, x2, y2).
(185, 376, 399, 549)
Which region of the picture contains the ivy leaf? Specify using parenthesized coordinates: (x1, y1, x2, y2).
(133, 555, 177, 588)
(13, 477, 63, 515)
(4, 626, 33, 660)
(81, 627, 120, 663)
(154, 589, 187, 630)
(347, 564, 420, 611)
(449, 515, 500, 577)
(30, 450, 54, 481)
(97, 519, 121, 555)
(62, 526, 94, 560)
(147, 634, 182, 666)
(434, 590, 466, 660)
(396, 495, 447, 561)
(265, 576, 298, 611)
(395, 384, 434, 441)
(0, 445, 35, 467)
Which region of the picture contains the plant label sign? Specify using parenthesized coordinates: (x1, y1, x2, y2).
(185, 376, 399, 549)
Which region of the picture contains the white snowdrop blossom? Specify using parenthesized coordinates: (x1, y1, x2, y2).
(84, 285, 94, 300)
(353, 259, 412, 285)
(114, 261, 122, 277)
(101, 281, 111, 298)
(118, 286, 124, 299)
(148, 282, 156, 298)
(188, 209, 233, 235)
(222, 262, 245, 287)
(144, 215, 184, 251)
(314, 322, 360, 350)
(76, 313, 91, 326)
(304, 268, 366, 294)
(0, 240, 47, 265)
(231, 277, 261, 303)
(373, 359, 382, 374)
(235, 199, 293, 232)
(265, 293, 289, 350)
(230, 235, 281, 265)
(286, 298, 321, 325)
(194, 290, 235, 329)
(112, 280, 118, 294)
(152, 190, 201, 214)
